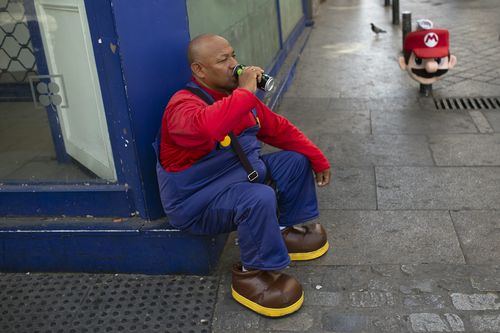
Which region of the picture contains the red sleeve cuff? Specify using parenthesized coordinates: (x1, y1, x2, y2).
(312, 160, 331, 173)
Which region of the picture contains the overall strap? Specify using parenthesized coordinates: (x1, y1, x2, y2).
(183, 85, 259, 183)
(183, 85, 214, 105)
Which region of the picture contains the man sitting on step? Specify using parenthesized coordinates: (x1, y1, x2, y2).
(155, 34, 331, 317)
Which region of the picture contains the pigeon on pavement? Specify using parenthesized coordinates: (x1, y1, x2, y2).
(371, 23, 387, 34)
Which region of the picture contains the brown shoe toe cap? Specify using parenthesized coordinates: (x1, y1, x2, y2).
(282, 223, 327, 253)
(232, 265, 303, 310)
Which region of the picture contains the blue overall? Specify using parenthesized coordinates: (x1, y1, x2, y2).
(153, 82, 319, 270)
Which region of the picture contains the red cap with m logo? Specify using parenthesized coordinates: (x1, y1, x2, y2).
(403, 29, 449, 58)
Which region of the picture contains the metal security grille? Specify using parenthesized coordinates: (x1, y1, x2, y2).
(0, 273, 218, 333)
(434, 97, 500, 111)
(0, 0, 37, 83)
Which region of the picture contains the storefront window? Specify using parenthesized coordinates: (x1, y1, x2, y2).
(0, 0, 116, 182)
(186, 0, 280, 70)
(279, 0, 303, 42)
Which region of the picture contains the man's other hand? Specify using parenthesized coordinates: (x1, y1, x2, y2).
(315, 169, 331, 187)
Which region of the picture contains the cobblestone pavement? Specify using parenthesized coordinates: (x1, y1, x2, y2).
(212, 0, 500, 332)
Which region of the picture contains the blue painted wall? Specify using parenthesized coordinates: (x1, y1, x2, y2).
(110, 0, 306, 220)
(111, 0, 192, 219)
(0, 0, 309, 274)
(0, 218, 227, 274)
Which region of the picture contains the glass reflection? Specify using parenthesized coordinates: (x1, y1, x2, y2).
(0, 0, 116, 182)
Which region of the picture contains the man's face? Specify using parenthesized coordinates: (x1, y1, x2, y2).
(399, 52, 457, 85)
(193, 38, 239, 92)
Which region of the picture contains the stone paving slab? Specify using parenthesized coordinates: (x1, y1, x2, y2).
(440, 75, 467, 86)
(277, 98, 371, 136)
(277, 97, 331, 115)
(283, 108, 371, 137)
(321, 311, 410, 333)
(450, 211, 500, 265)
(376, 167, 500, 210)
(286, 50, 418, 99)
(316, 134, 434, 167)
(280, 96, 373, 113)
(371, 109, 478, 135)
(328, 98, 370, 111)
(468, 110, 494, 134)
(284, 77, 342, 99)
(469, 265, 500, 292)
(294, 210, 465, 266)
(483, 111, 500, 132)
(292, 264, 481, 296)
(263, 307, 318, 332)
(288, 15, 415, 100)
(317, 167, 376, 210)
(429, 134, 500, 166)
(437, 80, 500, 98)
(367, 97, 429, 112)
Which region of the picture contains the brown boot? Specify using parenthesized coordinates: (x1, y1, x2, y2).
(281, 223, 329, 261)
(231, 264, 304, 317)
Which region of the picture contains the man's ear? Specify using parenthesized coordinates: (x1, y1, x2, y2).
(448, 55, 457, 69)
(191, 62, 205, 79)
(399, 56, 407, 70)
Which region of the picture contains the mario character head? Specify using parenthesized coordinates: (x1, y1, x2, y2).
(399, 26, 457, 85)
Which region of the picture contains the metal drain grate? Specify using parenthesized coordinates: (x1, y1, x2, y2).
(434, 97, 500, 110)
(0, 273, 218, 333)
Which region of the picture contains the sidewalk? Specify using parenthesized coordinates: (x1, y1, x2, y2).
(2, 0, 500, 332)
(212, 0, 500, 332)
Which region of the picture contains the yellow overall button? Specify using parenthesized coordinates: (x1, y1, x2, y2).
(220, 135, 231, 147)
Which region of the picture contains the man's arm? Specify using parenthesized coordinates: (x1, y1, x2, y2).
(256, 103, 331, 185)
(165, 88, 257, 148)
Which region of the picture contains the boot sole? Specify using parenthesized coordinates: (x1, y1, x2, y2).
(289, 241, 329, 261)
(231, 287, 304, 317)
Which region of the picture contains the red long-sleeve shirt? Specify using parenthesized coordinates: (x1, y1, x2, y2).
(160, 81, 330, 173)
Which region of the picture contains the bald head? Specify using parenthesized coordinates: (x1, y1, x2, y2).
(187, 34, 239, 93)
(187, 34, 230, 65)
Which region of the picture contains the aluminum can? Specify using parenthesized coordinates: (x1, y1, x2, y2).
(233, 64, 275, 92)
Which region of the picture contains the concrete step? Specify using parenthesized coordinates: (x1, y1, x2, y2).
(0, 217, 227, 275)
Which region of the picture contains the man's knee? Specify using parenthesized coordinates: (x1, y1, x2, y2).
(285, 151, 311, 170)
(238, 184, 276, 210)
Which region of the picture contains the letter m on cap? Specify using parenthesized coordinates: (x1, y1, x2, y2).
(424, 32, 439, 47)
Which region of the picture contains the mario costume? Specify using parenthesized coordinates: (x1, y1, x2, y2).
(399, 21, 457, 85)
(154, 79, 330, 317)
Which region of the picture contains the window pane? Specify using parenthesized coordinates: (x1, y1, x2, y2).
(279, 0, 303, 42)
(186, 0, 280, 69)
(0, 0, 116, 182)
